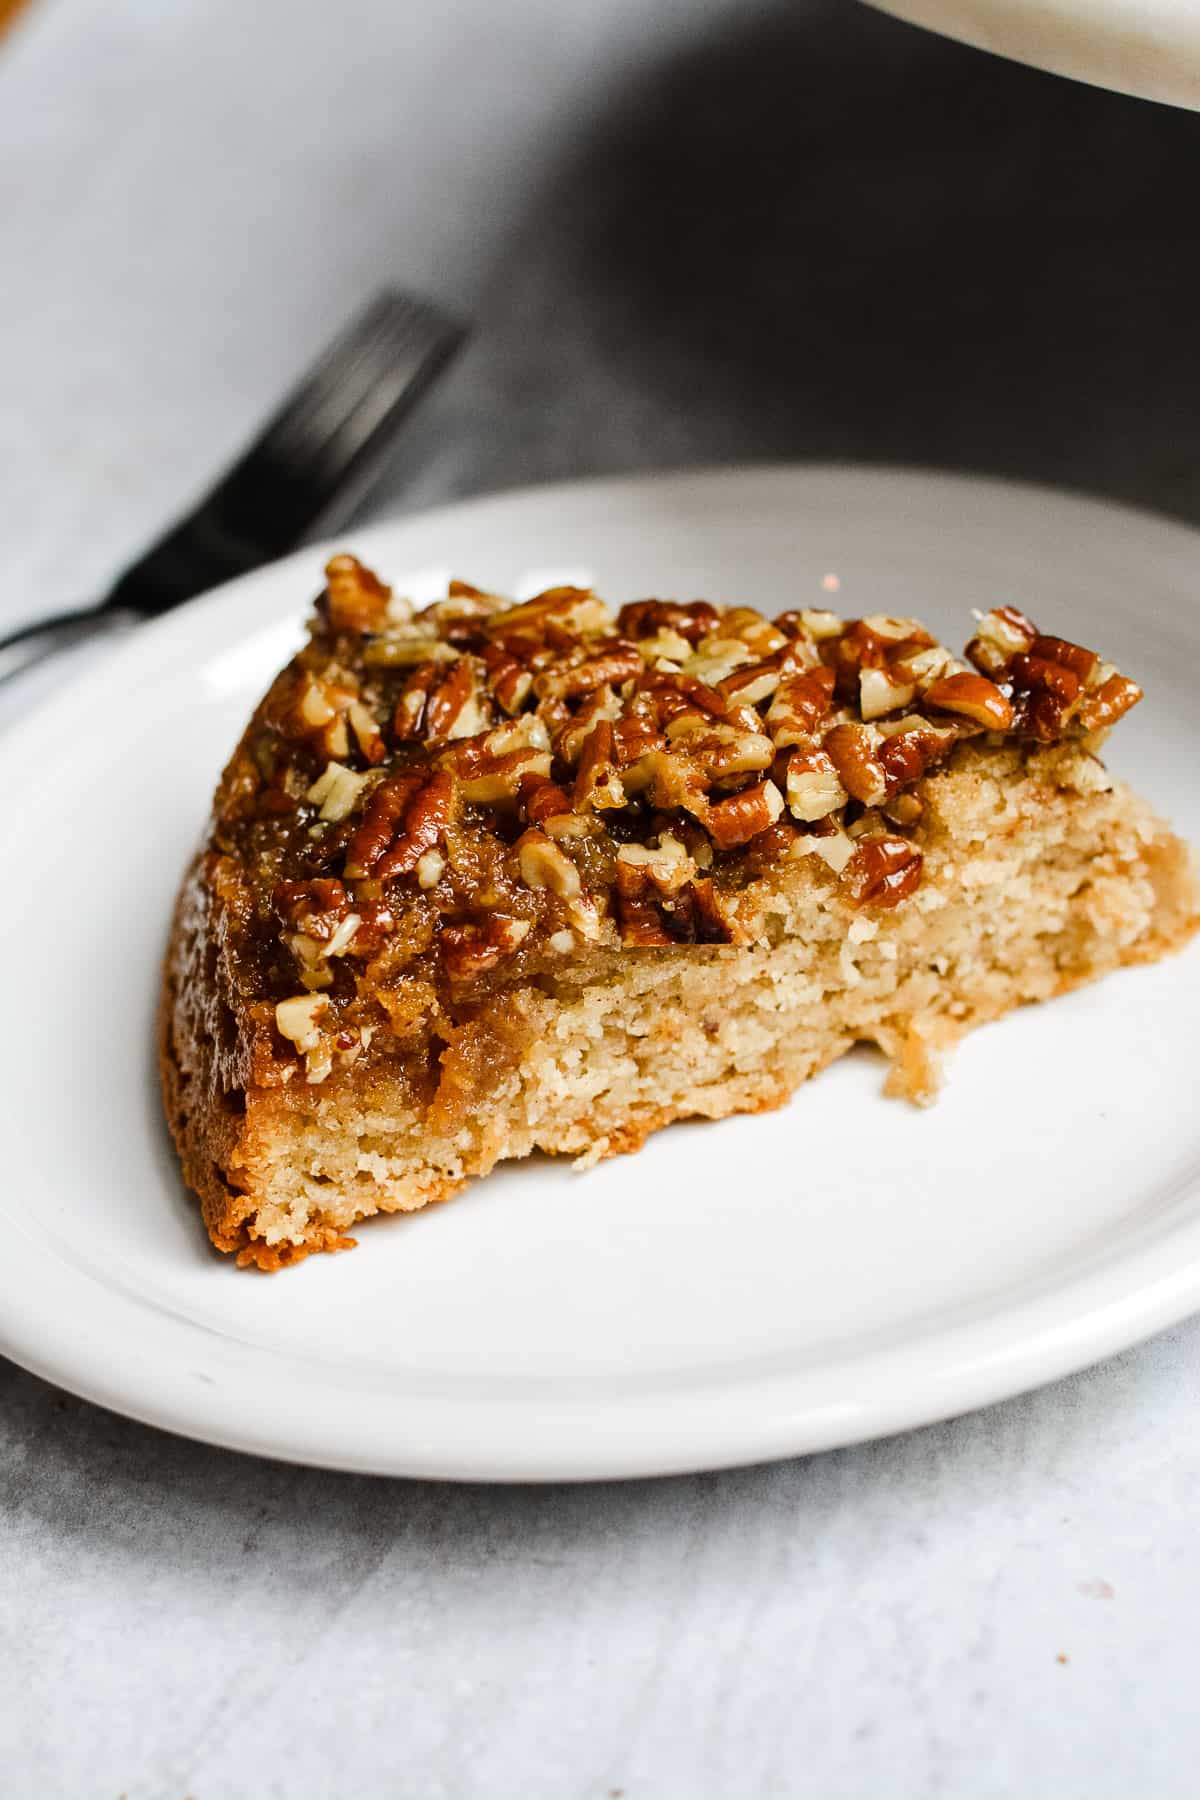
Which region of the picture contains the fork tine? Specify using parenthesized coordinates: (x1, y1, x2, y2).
(261, 292, 452, 460)
(104, 290, 467, 617)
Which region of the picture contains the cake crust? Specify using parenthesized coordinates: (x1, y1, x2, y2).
(159, 560, 1199, 1268)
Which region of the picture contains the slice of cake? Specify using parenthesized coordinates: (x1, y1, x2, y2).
(160, 555, 1199, 1268)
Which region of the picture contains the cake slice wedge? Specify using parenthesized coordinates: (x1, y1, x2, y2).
(160, 556, 1199, 1268)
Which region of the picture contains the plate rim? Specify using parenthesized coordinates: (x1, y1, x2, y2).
(4, 460, 1200, 1481)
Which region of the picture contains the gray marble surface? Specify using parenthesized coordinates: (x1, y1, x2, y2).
(4, 2, 1200, 1795)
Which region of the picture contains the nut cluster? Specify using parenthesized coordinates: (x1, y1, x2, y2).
(248, 556, 1141, 1063)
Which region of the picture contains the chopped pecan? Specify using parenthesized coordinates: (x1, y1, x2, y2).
(683, 877, 733, 941)
(533, 640, 644, 701)
(799, 608, 844, 640)
(634, 668, 727, 731)
(765, 667, 836, 747)
(440, 915, 532, 980)
(450, 715, 553, 804)
(923, 672, 1014, 731)
(520, 773, 575, 825)
(845, 836, 924, 908)
(716, 606, 789, 658)
(573, 719, 625, 810)
(785, 749, 847, 821)
(342, 772, 424, 878)
(859, 666, 916, 721)
(321, 554, 391, 634)
(666, 720, 775, 782)
(1008, 651, 1083, 741)
(860, 613, 934, 646)
(705, 779, 784, 849)
(823, 723, 888, 807)
(427, 587, 503, 642)
(718, 657, 783, 707)
(614, 834, 695, 899)
(883, 790, 924, 827)
(1077, 671, 1142, 732)
(287, 671, 355, 760)
(611, 712, 665, 768)
(620, 875, 732, 945)
(424, 659, 490, 744)
(273, 877, 349, 929)
(617, 599, 720, 644)
(347, 698, 387, 763)
(362, 631, 456, 669)
(1029, 634, 1100, 686)
(616, 894, 675, 946)
(556, 687, 623, 766)
(822, 619, 890, 699)
(966, 605, 1038, 676)
(683, 637, 756, 688)
(306, 760, 374, 821)
(392, 662, 440, 740)
(483, 642, 534, 714)
(517, 829, 584, 899)
(484, 586, 610, 642)
(275, 992, 331, 1052)
(876, 721, 956, 791)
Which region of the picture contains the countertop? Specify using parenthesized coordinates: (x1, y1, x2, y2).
(4, 2, 1200, 1794)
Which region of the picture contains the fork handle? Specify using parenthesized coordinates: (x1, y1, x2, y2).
(0, 605, 141, 684)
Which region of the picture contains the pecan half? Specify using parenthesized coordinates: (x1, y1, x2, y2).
(343, 770, 453, 881)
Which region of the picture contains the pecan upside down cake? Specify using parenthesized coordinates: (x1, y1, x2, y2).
(161, 555, 1199, 1268)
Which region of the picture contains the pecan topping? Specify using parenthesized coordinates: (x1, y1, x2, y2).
(243, 556, 1144, 995)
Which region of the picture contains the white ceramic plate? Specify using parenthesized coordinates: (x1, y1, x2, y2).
(3, 465, 1200, 1481)
(863, 0, 1200, 111)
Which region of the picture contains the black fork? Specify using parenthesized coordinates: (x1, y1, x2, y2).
(0, 290, 468, 684)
